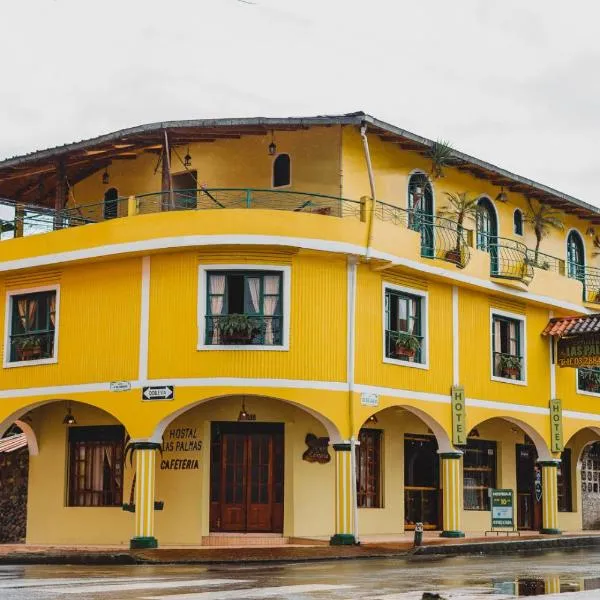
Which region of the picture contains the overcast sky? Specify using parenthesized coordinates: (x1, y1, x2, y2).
(1, 0, 599, 203)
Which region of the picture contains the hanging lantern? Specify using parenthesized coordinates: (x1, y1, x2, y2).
(237, 397, 256, 422)
(184, 146, 192, 168)
(495, 187, 508, 202)
(62, 403, 77, 425)
(268, 131, 277, 156)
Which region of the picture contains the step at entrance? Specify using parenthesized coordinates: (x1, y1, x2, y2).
(202, 533, 289, 547)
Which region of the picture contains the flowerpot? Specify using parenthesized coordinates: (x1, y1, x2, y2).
(220, 332, 253, 345)
(445, 249, 462, 265)
(16, 346, 42, 361)
(502, 368, 520, 380)
(395, 345, 416, 359)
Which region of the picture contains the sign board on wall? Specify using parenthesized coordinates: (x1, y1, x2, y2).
(490, 489, 514, 529)
(360, 392, 379, 407)
(451, 385, 466, 446)
(142, 386, 174, 401)
(110, 381, 131, 392)
(550, 398, 564, 452)
(557, 335, 600, 368)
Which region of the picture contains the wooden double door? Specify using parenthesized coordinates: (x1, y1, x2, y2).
(516, 443, 542, 530)
(210, 422, 284, 533)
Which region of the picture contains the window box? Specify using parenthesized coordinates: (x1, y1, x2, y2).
(5, 287, 58, 367)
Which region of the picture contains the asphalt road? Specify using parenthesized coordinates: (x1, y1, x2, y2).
(3, 550, 600, 599)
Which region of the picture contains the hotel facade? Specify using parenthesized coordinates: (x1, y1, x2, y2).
(1, 113, 600, 548)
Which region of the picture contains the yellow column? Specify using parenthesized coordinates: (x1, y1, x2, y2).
(130, 442, 160, 549)
(539, 460, 561, 535)
(127, 195, 138, 216)
(330, 442, 357, 545)
(544, 575, 561, 594)
(440, 452, 465, 538)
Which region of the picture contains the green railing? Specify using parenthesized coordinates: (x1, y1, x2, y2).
(583, 266, 600, 304)
(525, 249, 565, 275)
(484, 235, 534, 285)
(374, 201, 470, 268)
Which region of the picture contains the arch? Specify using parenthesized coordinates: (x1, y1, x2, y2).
(469, 415, 553, 461)
(513, 208, 523, 236)
(272, 154, 291, 188)
(566, 229, 585, 280)
(13, 419, 38, 456)
(564, 426, 600, 461)
(150, 393, 343, 444)
(356, 404, 454, 453)
(103, 187, 119, 220)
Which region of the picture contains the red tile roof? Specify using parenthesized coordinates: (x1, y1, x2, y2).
(542, 314, 600, 338)
(0, 433, 27, 453)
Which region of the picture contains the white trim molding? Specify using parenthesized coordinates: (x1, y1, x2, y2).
(197, 264, 291, 351)
(138, 256, 151, 382)
(489, 307, 528, 386)
(382, 280, 429, 370)
(3, 284, 60, 369)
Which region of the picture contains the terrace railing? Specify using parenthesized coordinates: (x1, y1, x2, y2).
(583, 265, 600, 304)
(486, 235, 534, 285)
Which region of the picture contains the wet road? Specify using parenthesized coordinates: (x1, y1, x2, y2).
(2, 550, 600, 599)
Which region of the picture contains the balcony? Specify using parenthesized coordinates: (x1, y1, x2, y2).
(374, 202, 470, 268)
(486, 235, 534, 285)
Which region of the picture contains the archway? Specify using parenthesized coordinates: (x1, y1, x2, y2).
(465, 416, 553, 531)
(0, 400, 131, 545)
(355, 404, 453, 534)
(150, 394, 343, 544)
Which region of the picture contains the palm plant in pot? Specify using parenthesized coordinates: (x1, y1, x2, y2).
(428, 139, 454, 179)
(390, 331, 421, 359)
(218, 314, 257, 344)
(523, 198, 563, 266)
(499, 354, 522, 380)
(437, 191, 480, 266)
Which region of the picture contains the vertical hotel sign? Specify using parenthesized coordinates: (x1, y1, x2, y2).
(550, 398, 563, 453)
(451, 385, 466, 446)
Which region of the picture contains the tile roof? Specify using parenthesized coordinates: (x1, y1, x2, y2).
(0, 433, 28, 454)
(542, 314, 600, 338)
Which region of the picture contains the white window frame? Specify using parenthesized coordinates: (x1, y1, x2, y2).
(3, 284, 60, 368)
(382, 281, 429, 370)
(490, 308, 527, 386)
(197, 264, 291, 351)
(575, 367, 600, 397)
(272, 153, 292, 189)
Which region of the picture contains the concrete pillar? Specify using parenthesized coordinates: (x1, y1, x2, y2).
(440, 452, 465, 538)
(130, 442, 160, 549)
(330, 442, 357, 545)
(539, 460, 561, 534)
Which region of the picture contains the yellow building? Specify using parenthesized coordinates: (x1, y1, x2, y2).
(1, 113, 600, 548)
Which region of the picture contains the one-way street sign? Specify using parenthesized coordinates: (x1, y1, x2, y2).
(142, 386, 174, 401)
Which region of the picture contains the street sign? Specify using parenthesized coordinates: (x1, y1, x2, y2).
(550, 398, 563, 452)
(142, 386, 174, 401)
(110, 381, 131, 392)
(490, 489, 514, 529)
(360, 392, 379, 407)
(451, 385, 466, 446)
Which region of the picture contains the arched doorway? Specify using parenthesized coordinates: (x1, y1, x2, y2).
(476, 197, 498, 273)
(567, 230, 585, 282)
(103, 187, 119, 220)
(408, 173, 434, 258)
(152, 394, 341, 543)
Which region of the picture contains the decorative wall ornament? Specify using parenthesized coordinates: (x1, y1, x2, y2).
(302, 434, 331, 464)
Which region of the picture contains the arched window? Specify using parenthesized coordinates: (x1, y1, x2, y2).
(567, 230, 585, 281)
(513, 209, 523, 236)
(273, 154, 291, 188)
(407, 173, 434, 257)
(476, 197, 498, 252)
(103, 188, 119, 220)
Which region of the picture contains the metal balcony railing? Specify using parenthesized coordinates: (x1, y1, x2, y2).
(374, 202, 470, 268)
(205, 314, 282, 346)
(583, 265, 600, 304)
(525, 249, 565, 275)
(483, 235, 534, 285)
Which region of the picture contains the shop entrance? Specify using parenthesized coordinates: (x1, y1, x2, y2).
(210, 422, 284, 533)
(516, 443, 542, 530)
(404, 434, 440, 530)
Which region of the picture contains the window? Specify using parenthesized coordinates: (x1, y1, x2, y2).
(103, 188, 119, 220)
(407, 173, 434, 257)
(205, 270, 283, 346)
(578, 367, 600, 394)
(273, 154, 291, 188)
(567, 230, 585, 281)
(7, 289, 57, 364)
(384, 286, 426, 366)
(491, 312, 525, 382)
(557, 448, 572, 512)
(67, 426, 125, 507)
(356, 429, 382, 508)
(581, 443, 600, 496)
(513, 209, 523, 236)
(476, 198, 498, 252)
(463, 439, 497, 510)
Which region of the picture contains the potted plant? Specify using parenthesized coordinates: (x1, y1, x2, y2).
(390, 331, 421, 359)
(523, 198, 564, 265)
(218, 314, 257, 344)
(438, 191, 481, 268)
(13, 335, 43, 361)
(499, 354, 522, 379)
(428, 139, 454, 179)
(581, 369, 600, 393)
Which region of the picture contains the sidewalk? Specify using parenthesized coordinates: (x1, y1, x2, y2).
(2, 531, 600, 564)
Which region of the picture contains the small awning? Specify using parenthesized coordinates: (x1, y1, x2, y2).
(543, 314, 600, 338)
(0, 433, 28, 454)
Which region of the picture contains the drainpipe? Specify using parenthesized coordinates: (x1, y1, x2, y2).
(360, 123, 376, 259)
